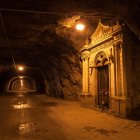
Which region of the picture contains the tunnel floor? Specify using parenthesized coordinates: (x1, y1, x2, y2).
(0, 94, 140, 140)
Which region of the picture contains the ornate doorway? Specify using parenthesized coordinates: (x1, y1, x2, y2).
(95, 51, 110, 109)
(97, 65, 109, 109)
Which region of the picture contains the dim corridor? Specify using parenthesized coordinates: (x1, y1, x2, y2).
(0, 94, 140, 140)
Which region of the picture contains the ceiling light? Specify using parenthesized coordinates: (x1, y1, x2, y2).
(76, 23, 85, 31)
(18, 66, 24, 71)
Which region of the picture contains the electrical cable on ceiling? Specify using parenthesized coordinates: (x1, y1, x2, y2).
(0, 12, 17, 72)
(0, 8, 115, 19)
(0, 8, 68, 15)
(0, 8, 114, 67)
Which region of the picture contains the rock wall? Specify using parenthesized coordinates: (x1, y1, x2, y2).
(35, 27, 82, 100)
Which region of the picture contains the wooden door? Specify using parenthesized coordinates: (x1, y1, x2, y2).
(97, 65, 109, 109)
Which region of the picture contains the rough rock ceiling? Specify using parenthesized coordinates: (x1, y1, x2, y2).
(0, 0, 140, 98)
(0, 0, 140, 96)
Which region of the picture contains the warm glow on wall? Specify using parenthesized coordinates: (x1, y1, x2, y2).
(76, 23, 85, 31)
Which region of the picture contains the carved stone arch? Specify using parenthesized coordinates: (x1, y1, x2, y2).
(102, 58, 109, 65)
(95, 51, 109, 66)
(96, 60, 102, 66)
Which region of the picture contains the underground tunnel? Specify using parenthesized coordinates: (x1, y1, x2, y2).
(0, 0, 140, 119)
(0, 65, 46, 93)
(7, 76, 36, 92)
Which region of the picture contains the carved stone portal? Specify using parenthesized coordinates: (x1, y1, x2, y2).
(80, 21, 134, 118)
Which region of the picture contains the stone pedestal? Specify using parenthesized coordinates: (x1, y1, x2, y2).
(111, 97, 131, 118)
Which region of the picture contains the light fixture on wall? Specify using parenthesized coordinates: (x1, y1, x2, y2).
(76, 23, 85, 31)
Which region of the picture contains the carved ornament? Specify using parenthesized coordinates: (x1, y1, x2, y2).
(81, 51, 90, 60)
(95, 51, 108, 65)
(90, 22, 111, 46)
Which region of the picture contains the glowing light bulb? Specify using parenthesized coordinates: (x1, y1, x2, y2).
(76, 23, 85, 31)
(18, 66, 24, 71)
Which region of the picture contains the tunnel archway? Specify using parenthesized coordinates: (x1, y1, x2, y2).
(6, 76, 37, 93)
(0, 65, 46, 94)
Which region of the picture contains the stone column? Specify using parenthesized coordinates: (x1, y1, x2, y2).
(82, 59, 86, 92)
(81, 51, 90, 95)
(119, 42, 126, 97)
(80, 51, 93, 107)
(113, 41, 130, 117)
(114, 43, 121, 96)
(84, 57, 89, 94)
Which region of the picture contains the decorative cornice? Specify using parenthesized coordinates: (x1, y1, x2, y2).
(81, 21, 122, 52)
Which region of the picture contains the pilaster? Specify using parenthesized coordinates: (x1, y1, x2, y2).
(80, 51, 94, 106)
(81, 51, 90, 95)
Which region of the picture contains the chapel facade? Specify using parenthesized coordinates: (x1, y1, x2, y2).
(80, 21, 140, 118)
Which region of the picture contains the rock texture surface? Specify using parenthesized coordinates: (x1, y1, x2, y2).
(0, 0, 140, 99)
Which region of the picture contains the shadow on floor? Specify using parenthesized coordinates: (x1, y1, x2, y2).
(39, 101, 59, 107)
